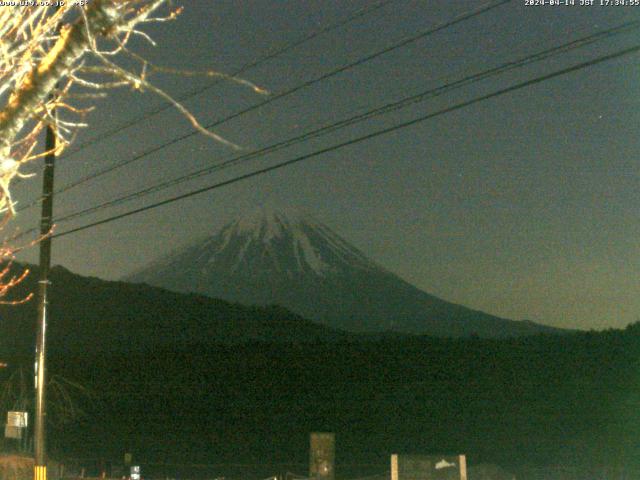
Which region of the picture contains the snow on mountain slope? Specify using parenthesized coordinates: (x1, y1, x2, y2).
(137, 207, 379, 279)
(127, 207, 563, 337)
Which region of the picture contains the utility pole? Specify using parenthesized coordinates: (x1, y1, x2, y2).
(34, 101, 57, 480)
(34, 8, 61, 478)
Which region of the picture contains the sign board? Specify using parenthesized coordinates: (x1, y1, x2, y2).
(391, 454, 467, 480)
(7, 411, 28, 428)
(131, 465, 140, 480)
(309, 432, 335, 480)
(4, 425, 22, 439)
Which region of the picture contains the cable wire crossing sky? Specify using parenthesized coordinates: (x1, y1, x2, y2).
(12, 0, 640, 331)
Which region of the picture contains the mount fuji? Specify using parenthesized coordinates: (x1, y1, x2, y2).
(127, 207, 562, 337)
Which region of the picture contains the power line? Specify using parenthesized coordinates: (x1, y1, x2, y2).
(18, 0, 512, 212)
(16, 0, 394, 211)
(48, 19, 640, 227)
(14, 26, 638, 240)
(50, 43, 640, 240)
(58, 0, 396, 160)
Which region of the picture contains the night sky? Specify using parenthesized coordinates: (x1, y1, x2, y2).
(10, 0, 640, 331)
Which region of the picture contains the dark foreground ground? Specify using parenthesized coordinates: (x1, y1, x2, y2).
(2, 324, 639, 480)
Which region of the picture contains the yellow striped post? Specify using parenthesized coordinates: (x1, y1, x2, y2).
(34, 465, 47, 480)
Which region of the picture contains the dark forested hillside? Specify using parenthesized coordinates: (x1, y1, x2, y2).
(5, 326, 637, 476)
(1, 264, 638, 476)
(0, 264, 354, 358)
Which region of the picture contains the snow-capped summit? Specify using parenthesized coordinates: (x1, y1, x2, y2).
(231, 205, 307, 240)
(176, 206, 378, 278)
(127, 208, 561, 337)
